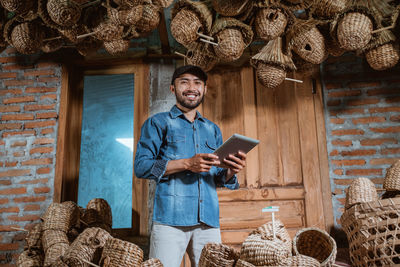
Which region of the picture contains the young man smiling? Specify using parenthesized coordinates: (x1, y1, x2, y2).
(134, 65, 246, 267)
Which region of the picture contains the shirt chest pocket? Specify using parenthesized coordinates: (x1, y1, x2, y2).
(165, 134, 186, 159)
(203, 140, 217, 153)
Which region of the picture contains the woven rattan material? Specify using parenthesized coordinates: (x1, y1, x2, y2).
(171, 8, 203, 47)
(326, 37, 345, 57)
(141, 258, 164, 267)
(235, 259, 255, 267)
(312, 0, 346, 18)
(152, 0, 173, 8)
(104, 39, 130, 55)
(11, 21, 44, 55)
(345, 177, 378, 209)
(25, 223, 42, 250)
(0, 0, 35, 14)
(341, 197, 400, 266)
(292, 26, 326, 64)
(212, 0, 250, 17)
(211, 17, 253, 47)
(42, 230, 69, 252)
(256, 63, 286, 88)
(17, 250, 43, 267)
(337, 12, 372, 51)
(366, 43, 399, 71)
(100, 237, 144, 267)
(43, 202, 80, 232)
(44, 242, 69, 267)
(278, 255, 320, 266)
(135, 3, 160, 34)
(63, 227, 112, 267)
(94, 22, 124, 42)
(47, 0, 81, 27)
(293, 54, 319, 77)
(293, 227, 337, 267)
(249, 220, 292, 252)
(256, 7, 287, 41)
(198, 243, 238, 267)
(84, 198, 113, 227)
(240, 234, 291, 266)
(214, 28, 245, 62)
(186, 51, 218, 72)
(118, 6, 144, 26)
(76, 37, 102, 56)
(384, 160, 400, 190)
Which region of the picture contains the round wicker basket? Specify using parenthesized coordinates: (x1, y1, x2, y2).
(345, 177, 378, 209)
(17, 250, 43, 267)
(278, 255, 321, 267)
(85, 198, 113, 227)
(94, 22, 124, 42)
(249, 219, 292, 252)
(198, 243, 238, 267)
(43, 202, 80, 232)
(25, 223, 42, 250)
(42, 230, 69, 252)
(44, 242, 69, 267)
(256, 7, 287, 41)
(383, 160, 400, 191)
(171, 8, 202, 47)
(211, 0, 251, 17)
(135, 3, 160, 34)
(292, 26, 326, 64)
(312, 0, 346, 18)
(293, 227, 337, 267)
(240, 234, 291, 266)
(100, 237, 144, 267)
(0, 0, 35, 14)
(337, 12, 373, 51)
(142, 258, 163, 267)
(256, 63, 286, 88)
(235, 259, 255, 267)
(46, 0, 81, 27)
(11, 21, 44, 55)
(366, 43, 399, 71)
(104, 39, 130, 55)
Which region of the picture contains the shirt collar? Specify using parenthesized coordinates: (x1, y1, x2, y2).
(170, 105, 205, 122)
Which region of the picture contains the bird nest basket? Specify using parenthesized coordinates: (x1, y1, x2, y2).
(17, 250, 44, 267)
(110, 5, 143, 26)
(366, 43, 399, 71)
(337, 11, 373, 51)
(383, 160, 400, 191)
(100, 237, 144, 267)
(44, 242, 69, 267)
(46, 0, 81, 27)
(25, 223, 42, 250)
(11, 21, 44, 55)
(0, 0, 35, 14)
(255, 7, 288, 41)
(279, 255, 321, 267)
(142, 258, 164, 267)
(293, 227, 337, 267)
(211, 0, 251, 17)
(94, 22, 124, 42)
(341, 197, 400, 266)
(198, 243, 239, 267)
(256, 63, 286, 89)
(135, 3, 160, 34)
(104, 39, 130, 55)
(345, 177, 378, 209)
(240, 235, 291, 266)
(212, 17, 253, 62)
(249, 219, 292, 252)
(42, 230, 69, 252)
(43, 202, 80, 232)
(311, 0, 346, 19)
(185, 43, 218, 72)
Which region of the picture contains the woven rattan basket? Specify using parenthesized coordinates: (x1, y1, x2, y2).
(345, 177, 378, 209)
(383, 159, 400, 191)
(152, 0, 173, 8)
(142, 258, 163, 267)
(249, 219, 292, 252)
(255, 7, 288, 41)
(43, 202, 80, 232)
(100, 237, 144, 267)
(292, 53, 319, 77)
(240, 235, 291, 266)
(198, 243, 238, 267)
(85, 198, 113, 227)
(185, 43, 218, 72)
(293, 227, 337, 267)
(115, 6, 143, 26)
(341, 197, 400, 266)
(337, 12, 373, 51)
(235, 259, 255, 267)
(44, 242, 69, 267)
(42, 230, 69, 252)
(211, 0, 251, 17)
(11, 21, 44, 55)
(278, 255, 321, 267)
(256, 63, 286, 88)
(366, 43, 399, 71)
(94, 22, 124, 42)
(25, 223, 42, 250)
(135, 3, 160, 34)
(312, 0, 346, 18)
(0, 0, 35, 14)
(104, 39, 130, 55)
(46, 0, 81, 27)
(17, 250, 43, 267)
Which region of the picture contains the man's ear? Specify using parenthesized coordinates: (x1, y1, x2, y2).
(204, 85, 207, 95)
(170, 84, 175, 93)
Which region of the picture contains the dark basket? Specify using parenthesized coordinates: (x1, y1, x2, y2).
(100, 237, 144, 267)
(198, 243, 239, 267)
(104, 39, 130, 55)
(94, 22, 124, 42)
(366, 43, 400, 71)
(337, 12, 373, 51)
(211, 0, 251, 17)
(0, 0, 35, 14)
(292, 25, 326, 64)
(16, 250, 44, 267)
(46, 0, 81, 27)
(171, 8, 203, 47)
(76, 36, 103, 56)
(85, 198, 113, 228)
(135, 3, 160, 34)
(11, 21, 44, 55)
(256, 63, 286, 88)
(141, 258, 164, 267)
(186, 44, 218, 72)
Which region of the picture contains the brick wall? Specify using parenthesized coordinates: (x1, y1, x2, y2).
(0, 47, 61, 265)
(321, 53, 400, 236)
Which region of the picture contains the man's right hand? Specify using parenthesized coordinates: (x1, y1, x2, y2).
(185, 153, 220, 173)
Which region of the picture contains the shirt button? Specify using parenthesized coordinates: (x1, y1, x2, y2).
(196, 144, 199, 148)
(200, 200, 203, 203)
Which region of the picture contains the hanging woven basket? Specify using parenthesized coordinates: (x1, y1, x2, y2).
(293, 227, 337, 267)
(0, 0, 35, 14)
(256, 63, 286, 88)
(312, 0, 346, 18)
(135, 3, 160, 34)
(11, 21, 44, 55)
(212, 0, 251, 17)
(292, 53, 319, 77)
(255, 7, 288, 41)
(17, 250, 44, 267)
(185, 43, 218, 72)
(47, 0, 81, 27)
(212, 17, 253, 62)
(337, 12, 373, 51)
(278, 255, 321, 267)
(142, 258, 164, 267)
(100, 237, 144, 267)
(152, 0, 173, 8)
(235, 259, 255, 267)
(41, 27, 64, 53)
(345, 177, 378, 209)
(198, 243, 239, 267)
(366, 43, 399, 71)
(116, 5, 144, 26)
(94, 21, 124, 42)
(104, 39, 130, 55)
(383, 160, 400, 191)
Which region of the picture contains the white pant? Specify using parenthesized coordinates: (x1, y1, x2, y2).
(149, 222, 221, 267)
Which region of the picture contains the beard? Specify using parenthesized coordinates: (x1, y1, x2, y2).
(175, 91, 204, 109)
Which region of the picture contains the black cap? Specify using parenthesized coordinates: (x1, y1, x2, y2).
(171, 65, 208, 85)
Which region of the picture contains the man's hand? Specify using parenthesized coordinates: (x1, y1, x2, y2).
(186, 153, 220, 173)
(222, 151, 247, 179)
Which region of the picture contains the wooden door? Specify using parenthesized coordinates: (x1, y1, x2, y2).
(201, 66, 332, 250)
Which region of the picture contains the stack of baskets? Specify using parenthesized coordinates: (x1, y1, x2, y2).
(341, 160, 400, 266)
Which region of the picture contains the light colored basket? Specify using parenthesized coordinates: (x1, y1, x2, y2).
(256, 63, 286, 89)
(100, 237, 144, 267)
(46, 0, 81, 27)
(312, 0, 346, 18)
(17, 250, 43, 267)
(11, 21, 44, 55)
(211, 0, 251, 17)
(43, 202, 80, 232)
(94, 22, 124, 42)
(104, 39, 130, 55)
(25, 223, 42, 251)
(345, 177, 378, 209)
(383, 159, 400, 191)
(135, 3, 160, 34)
(341, 197, 400, 266)
(291, 24, 326, 64)
(366, 43, 399, 71)
(141, 258, 163, 267)
(255, 7, 287, 41)
(278, 255, 321, 266)
(42, 229, 69, 252)
(43, 242, 69, 267)
(235, 259, 255, 267)
(293, 227, 337, 267)
(337, 12, 373, 51)
(249, 219, 292, 252)
(198, 243, 238, 267)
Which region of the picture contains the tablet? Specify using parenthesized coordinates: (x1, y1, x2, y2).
(213, 133, 259, 160)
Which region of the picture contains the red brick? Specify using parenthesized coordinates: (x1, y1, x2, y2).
(13, 196, 46, 203)
(331, 140, 352, 147)
(370, 126, 400, 133)
(0, 140, 4, 146)
(11, 141, 27, 147)
(367, 88, 399, 96)
(370, 107, 400, 113)
(8, 214, 40, 222)
(24, 204, 40, 211)
(36, 167, 51, 174)
(0, 123, 22, 130)
(390, 115, 400, 122)
(25, 87, 57, 93)
(24, 104, 55, 111)
(0, 198, 9, 204)
(328, 90, 362, 97)
(0, 243, 19, 250)
(332, 159, 366, 166)
(5, 161, 17, 167)
(0, 72, 17, 78)
(0, 187, 26, 195)
(0, 56, 17, 63)
(30, 147, 53, 154)
(329, 108, 364, 116)
(13, 151, 25, 157)
(0, 105, 20, 113)
(347, 98, 380, 106)
(19, 178, 48, 184)
(37, 77, 60, 83)
(33, 138, 54, 145)
(346, 169, 382, 176)
(0, 207, 19, 213)
(381, 148, 400, 155)
(333, 179, 354, 185)
(333, 169, 344, 175)
(386, 96, 400, 103)
(41, 128, 54, 135)
(3, 95, 35, 104)
(325, 83, 342, 90)
(341, 149, 376, 156)
(2, 64, 34, 70)
(360, 138, 398, 146)
(330, 118, 345, 124)
(327, 100, 341, 106)
(333, 188, 343, 195)
(25, 120, 56, 129)
(352, 116, 386, 124)
(370, 158, 400, 165)
(21, 158, 52, 165)
(330, 150, 339, 156)
(40, 94, 57, 100)
(0, 88, 23, 95)
(0, 169, 30, 178)
(24, 70, 55, 77)
(1, 114, 34, 121)
(3, 80, 35, 87)
(348, 81, 380, 88)
(35, 112, 58, 119)
(2, 130, 35, 138)
(34, 187, 50, 194)
(331, 129, 364, 135)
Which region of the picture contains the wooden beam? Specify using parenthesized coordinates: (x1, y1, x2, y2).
(157, 9, 171, 55)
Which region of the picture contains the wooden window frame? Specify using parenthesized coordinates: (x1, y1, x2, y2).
(54, 62, 150, 237)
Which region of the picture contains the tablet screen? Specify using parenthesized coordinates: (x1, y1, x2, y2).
(213, 133, 259, 160)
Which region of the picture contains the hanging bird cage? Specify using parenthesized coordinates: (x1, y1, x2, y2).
(184, 42, 219, 72)
(364, 30, 399, 71)
(135, 2, 161, 34)
(310, 0, 346, 19)
(46, 0, 81, 28)
(0, 0, 36, 15)
(255, 5, 292, 41)
(211, 0, 251, 17)
(94, 21, 124, 42)
(11, 20, 44, 55)
(104, 39, 130, 55)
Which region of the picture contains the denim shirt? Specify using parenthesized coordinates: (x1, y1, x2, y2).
(134, 105, 239, 228)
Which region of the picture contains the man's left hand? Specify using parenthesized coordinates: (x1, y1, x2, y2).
(222, 151, 246, 179)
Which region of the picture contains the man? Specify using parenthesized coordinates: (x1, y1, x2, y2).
(134, 65, 246, 267)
